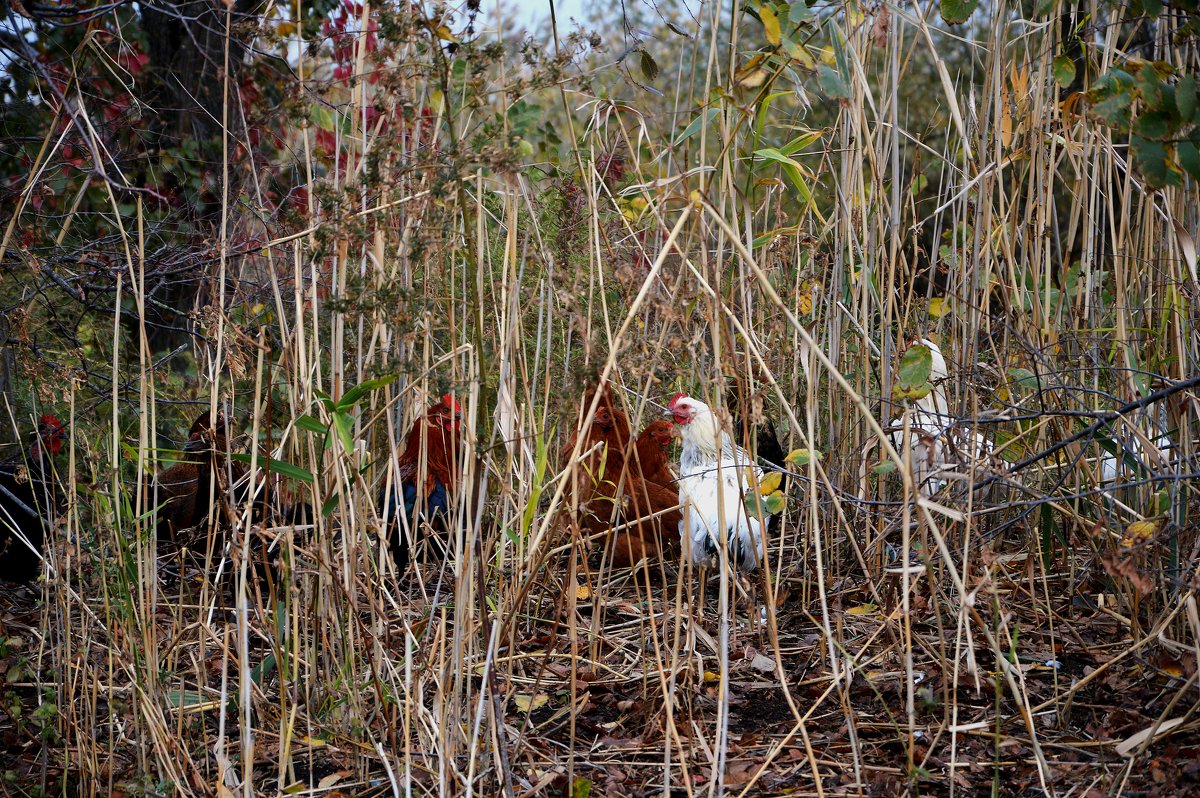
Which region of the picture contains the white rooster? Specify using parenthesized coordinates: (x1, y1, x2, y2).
(666, 393, 766, 570)
(889, 338, 991, 495)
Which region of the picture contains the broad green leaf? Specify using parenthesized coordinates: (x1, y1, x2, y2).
(314, 389, 336, 412)
(1131, 135, 1182, 188)
(337, 374, 398, 410)
(1053, 54, 1077, 89)
(295, 414, 328, 435)
(762, 491, 787, 515)
(310, 106, 335, 132)
(873, 460, 898, 475)
(893, 344, 933, 401)
(572, 777, 593, 798)
(1177, 75, 1197, 122)
(745, 489, 786, 516)
(1179, 139, 1200, 181)
(1007, 367, 1043, 390)
(331, 411, 355, 456)
(789, 0, 813, 24)
(816, 64, 850, 100)
(231, 453, 315, 484)
(755, 147, 814, 203)
(251, 652, 277, 686)
(940, 0, 979, 24)
(1135, 109, 1172, 140)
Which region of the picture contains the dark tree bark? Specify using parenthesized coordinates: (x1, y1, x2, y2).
(140, 0, 263, 141)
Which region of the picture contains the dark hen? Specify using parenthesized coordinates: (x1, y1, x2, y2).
(0, 416, 66, 583)
(379, 394, 466, 575)
(151, 411, 243, 547)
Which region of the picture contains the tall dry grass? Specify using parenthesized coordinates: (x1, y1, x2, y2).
(3, 0, 1199, 794)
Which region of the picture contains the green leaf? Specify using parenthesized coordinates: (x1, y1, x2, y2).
(521, 427, 553, 540)
(639, 50, 659, 81)
(1177, 75, 1197, 122)
(231, 453, 315, 484)
(873, 460, 898, 475)
(673, 107, 721, 147)
(166, 690, 210, 709)
(785, 448, 822, 465)
(1088, 70, 1135, 127)
(1131, 134, 1182, 188)
(295, 414, 328, 434)
(337, 374, 398, 410)
(1179, 138, 1200, 181)
(745, 489, 786, 516)
(572, 777, 592, 798)
(754, 147, 813, 204)
(759, 4, 782, 45)
(1135, 109, 1172, 140)
(940, 0, 979, 24)
(331, 411, 356, 456)
(1142, 0, 1163, 18)
(1007, 367, 1043, 390)
(314, 389, 336, 411)
(1053, 55, 1077, 89)
(251, 653, 277, 686)
(893, 344, 934, 401)
(816, 64, 850, 100)
(310, 106, 335, 132)
(320, 493, 340, 517)
(788, 0, 813, 24)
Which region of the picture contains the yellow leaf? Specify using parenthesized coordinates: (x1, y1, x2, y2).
(799, 277, 819, 314)
(292, 736, 327, 748)
(785, 448, 822, 466)
(276, 21, 296, 36)
(512, 693, 549, 712)
(575, 581, 592, 601)
(846, 603, 879, 616)
(759, 5, 782, 46)
(703, 670, 720, 683)
(758, 471, 783, 494)
(1122, 518, 1163, 546)
(928, 296, 951, 318)
(782, 38, 815, 69)
(737, 68, 769, 89)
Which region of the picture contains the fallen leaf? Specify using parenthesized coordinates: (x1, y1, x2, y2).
(749, 653, 777, 674)
(512, 693, 550, 712)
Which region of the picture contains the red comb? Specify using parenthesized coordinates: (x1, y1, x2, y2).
(668, 392, 687, 409)
(442, 394, 462, 413)
(40, 414, 62, 428)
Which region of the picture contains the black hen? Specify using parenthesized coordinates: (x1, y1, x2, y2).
(0, 416, 66, 583)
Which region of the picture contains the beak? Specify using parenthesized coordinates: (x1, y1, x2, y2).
(182, 436, 209, 453)
(662, 406, 675, 420)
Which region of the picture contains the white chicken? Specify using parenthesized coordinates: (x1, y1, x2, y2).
(666, 393, 765, 570)
(889, 338, 990, 496)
